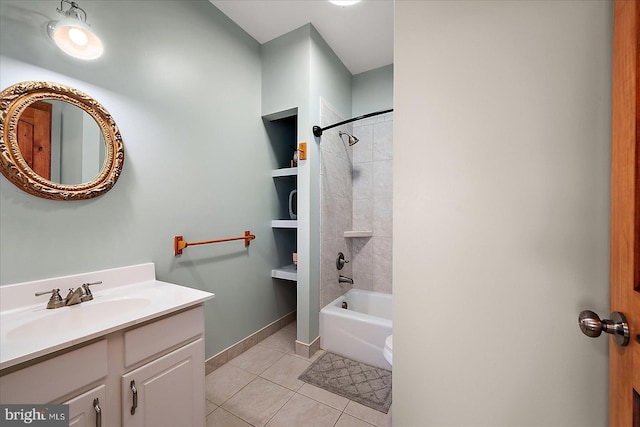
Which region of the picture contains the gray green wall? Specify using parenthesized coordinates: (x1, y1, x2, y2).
(261, 24, 352, 345)
(0, 0, 296, 360)
(352, 64, 393, 117)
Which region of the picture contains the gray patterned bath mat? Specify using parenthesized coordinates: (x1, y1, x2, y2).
(298, 352, 392, 413)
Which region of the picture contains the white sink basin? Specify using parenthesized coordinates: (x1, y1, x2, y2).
(0, 263, 215, 370)
(5, 298, 151, 342)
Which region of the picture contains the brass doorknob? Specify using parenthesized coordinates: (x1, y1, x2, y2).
(578, 310, 630, 347)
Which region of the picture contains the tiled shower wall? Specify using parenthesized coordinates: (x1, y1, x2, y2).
(319, 100, 393, 309)
(351, 113, 393, 294)
(319, 99, 353, 308)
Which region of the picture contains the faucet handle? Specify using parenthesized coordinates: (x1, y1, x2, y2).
(35, 288, 65, 309)
(81, 281, 102, 302)
(336, 252, 350, 270)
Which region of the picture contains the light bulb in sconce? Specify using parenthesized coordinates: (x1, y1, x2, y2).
(48, 0, 104, 60)
(68, 27, 88, 46)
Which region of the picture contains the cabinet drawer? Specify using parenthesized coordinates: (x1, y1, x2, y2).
(124, 306, 203, 367)
(0, 340, 107, 404)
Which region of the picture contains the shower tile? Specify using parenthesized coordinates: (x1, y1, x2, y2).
(337, 196, 354, 231)
(372, 237, 393, 294)
(320, 100, 343, 128)
(373, 197, 393, 238)
(354, 273, 374, 292)
(353, 199, 373, 231)
(322, 280, 350, 308)
(352, 238, 374, 291)
(373, 121, 393, 161)
(352, 125, 373, 164)
(373, 274, 393, 295)
(321, 197, 339, 237)
(334, 127, 355, 165)
(355, 115, 385, 127)
(322, 155, 351, 200)
(373, 160, 393, 200)
(353, 162, 373, 200)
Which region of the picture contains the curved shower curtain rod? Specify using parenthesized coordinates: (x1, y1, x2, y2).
(312, 108, 393, 137)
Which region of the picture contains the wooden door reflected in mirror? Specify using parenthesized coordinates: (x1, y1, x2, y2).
(18, 101, 52, 181)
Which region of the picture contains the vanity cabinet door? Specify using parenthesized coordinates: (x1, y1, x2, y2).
(64, 384, 106, 427)
(121, 338, 204, 427)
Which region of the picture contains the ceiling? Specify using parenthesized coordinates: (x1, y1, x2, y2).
(208, 0, 393, 75)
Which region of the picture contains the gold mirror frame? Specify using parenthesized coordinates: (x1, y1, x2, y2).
(0, 81, 124, 200)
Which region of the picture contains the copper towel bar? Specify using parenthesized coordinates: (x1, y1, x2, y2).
(174, 231, 256, 256)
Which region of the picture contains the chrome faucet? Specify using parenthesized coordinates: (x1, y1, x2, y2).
(339, 275, 354, 285)
(65, 281, 102, 306)
(36, 281, 102, 309)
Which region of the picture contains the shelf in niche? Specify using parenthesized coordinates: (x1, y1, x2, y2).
(272, 220, 298, 228)
(271, 264, 297, 282)
(271, 167, 298, 178)
(344, 231, 373, 238)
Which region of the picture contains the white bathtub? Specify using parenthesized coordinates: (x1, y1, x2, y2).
(320, 289, 392, 369)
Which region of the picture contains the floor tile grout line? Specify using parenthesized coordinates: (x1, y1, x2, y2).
(206, 345, 293, 416)
(227, 346, 288, 376)
(205, 321, 387, 427)
(209, 371, 389, 426)
(262, 385, 298, 427)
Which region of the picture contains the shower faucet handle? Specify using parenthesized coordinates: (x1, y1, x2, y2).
(336, 252, 350, 270)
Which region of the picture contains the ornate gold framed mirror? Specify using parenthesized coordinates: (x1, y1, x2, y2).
(0, 81, 124, 200)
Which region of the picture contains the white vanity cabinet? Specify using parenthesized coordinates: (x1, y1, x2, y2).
(0, 339, 109, 426)
(121, 306, 206, 427)
(0, 263, 213, 427)
(121, 339, 204, 427)
(0, 306, 207, 427)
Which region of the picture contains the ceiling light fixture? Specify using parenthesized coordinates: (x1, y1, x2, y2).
(329, 0, 362, 6)
(47, 0, 103, 60)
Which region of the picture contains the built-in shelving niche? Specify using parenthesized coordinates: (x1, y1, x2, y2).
(263, 109, 298, 282)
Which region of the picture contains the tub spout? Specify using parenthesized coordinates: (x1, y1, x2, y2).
(339, 275, 354, 285)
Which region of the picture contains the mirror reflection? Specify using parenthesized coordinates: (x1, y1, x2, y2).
(17, 100, 106, 185)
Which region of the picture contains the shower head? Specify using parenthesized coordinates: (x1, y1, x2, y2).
(339, 131, 359, 146)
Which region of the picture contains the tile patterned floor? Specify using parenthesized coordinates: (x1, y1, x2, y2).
(205, 322, 392, 427)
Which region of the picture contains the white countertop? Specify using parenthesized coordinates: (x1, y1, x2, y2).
(0, 264, 214, 370)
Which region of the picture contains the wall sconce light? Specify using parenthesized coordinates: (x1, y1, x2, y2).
(47, 0, 103, 60)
